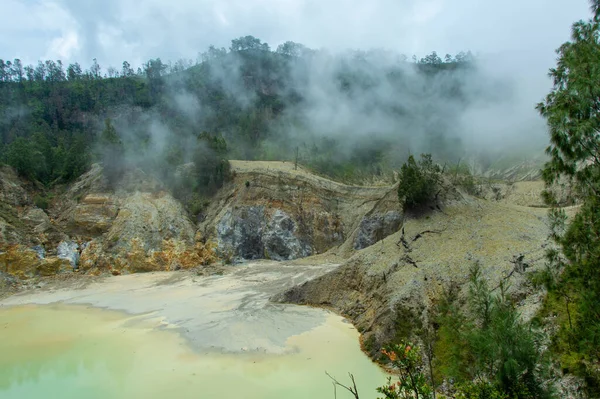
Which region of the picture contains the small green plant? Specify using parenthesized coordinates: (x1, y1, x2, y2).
(187, 193, 210, 217)
(377, 342, 433, 399)
(397, 154, 441, 211)
(454, 381, 508, 399)
(33, 194, 50, 210)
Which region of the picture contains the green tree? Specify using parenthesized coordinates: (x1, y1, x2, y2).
(536, 0, 600, 392)
(193, 132, 230, 194)
(230, 36, 270, 52)
(99, 118, 124, 187)
(416, 264, 552, 399)
(61, 134, 90, 181)
(4, 137, 45, 180)
(465, 266, 549, 398)
(377, 342, 433, 399)
(397, 154, 441, 211)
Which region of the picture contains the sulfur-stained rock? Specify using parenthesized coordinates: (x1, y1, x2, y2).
(37, 257, 72, 276)
(0, 245, 41, 279)
(106, 192, 195, 253)
(71, 194, 118, 234)
(22, 208, 52, 233)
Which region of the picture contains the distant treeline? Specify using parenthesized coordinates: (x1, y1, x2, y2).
(0, 36, 475, 191)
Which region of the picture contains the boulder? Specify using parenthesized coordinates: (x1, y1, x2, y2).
(37, 257, 72, 276)
(22, 208, 53, 234)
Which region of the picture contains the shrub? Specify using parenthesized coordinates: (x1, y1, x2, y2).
(33, 194, 50, 210)
(397, 154, 441, 211)
(377, 342, 434, 399)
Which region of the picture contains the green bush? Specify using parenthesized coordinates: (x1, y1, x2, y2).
(455, 381, 508, 399)
(430, 264, 553, 399)
(33, 194, 50, 210)
(187, 193, 210, 217)
(397, 154, 441, 211)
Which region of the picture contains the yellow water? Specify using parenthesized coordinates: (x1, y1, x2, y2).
(0, 304, 388, 399)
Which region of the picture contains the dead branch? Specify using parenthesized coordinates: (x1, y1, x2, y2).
(325, 372, 360, 399)
(412, 228, 446, 242)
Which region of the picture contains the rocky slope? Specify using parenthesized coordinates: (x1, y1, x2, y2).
(1, 160, 406, 284)
(276, 196, 554, 358)
(2, 159, 556, 327)
(0, 164, 208, 282)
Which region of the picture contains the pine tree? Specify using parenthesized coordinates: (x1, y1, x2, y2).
(537, 0, 600, 392)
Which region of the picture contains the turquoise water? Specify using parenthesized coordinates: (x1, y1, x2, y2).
(0, 304, 388, 399)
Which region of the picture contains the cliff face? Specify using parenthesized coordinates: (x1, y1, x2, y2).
(2, 159, 554, 347)
(199, 161, 401, 262)
(0, 164, 206, 279)
(1, 161, 407, 281)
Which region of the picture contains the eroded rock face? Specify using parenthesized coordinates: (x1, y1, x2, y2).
(0, 167, 30, 245)
(0, 245, 72, 278)
(106, 191, 195, 253)
(22, 209, 52, 234)
(0, 166, 30, 207)
(77, 191, 198, 272)
(0, 270, 20, 292)
(353, 211, 403, 250)
(57, 241, 80, 268)
(71, 194, 118, 234)
(263, 210, 312, 261)
(217, 207, 265, 260)
(217, 207, 312, 261)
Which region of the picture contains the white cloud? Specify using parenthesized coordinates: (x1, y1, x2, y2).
(0, 0, 591, 77)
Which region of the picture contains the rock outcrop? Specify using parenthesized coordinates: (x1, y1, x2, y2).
(70, 194, 118, 234)
(202, 161, 399, 262)
(217, 207, 312, 261)
(0, 245, 72, 279)
(353, 211, 403, 250)
(78, 191, 197, 273)
(57, 241, 80, 268)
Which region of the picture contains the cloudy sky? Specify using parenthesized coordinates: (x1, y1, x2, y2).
(0, 0, 591, 71)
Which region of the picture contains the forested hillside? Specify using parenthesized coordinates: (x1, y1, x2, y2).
(0, 38, 479, 191)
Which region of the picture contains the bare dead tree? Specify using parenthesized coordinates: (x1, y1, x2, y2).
(325, 372, 360, 399)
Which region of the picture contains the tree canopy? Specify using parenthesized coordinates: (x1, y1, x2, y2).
(537, 0, 600, 394)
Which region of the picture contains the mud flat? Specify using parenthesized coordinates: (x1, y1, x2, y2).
(0, 262, 389, 399)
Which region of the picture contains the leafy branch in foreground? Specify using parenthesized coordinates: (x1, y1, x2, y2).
(377, 342, 433, 399)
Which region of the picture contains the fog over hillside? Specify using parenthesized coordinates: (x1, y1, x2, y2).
(0, 0, 592, 186)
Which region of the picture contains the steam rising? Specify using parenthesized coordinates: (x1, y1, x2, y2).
(2, 0, 592, 180)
